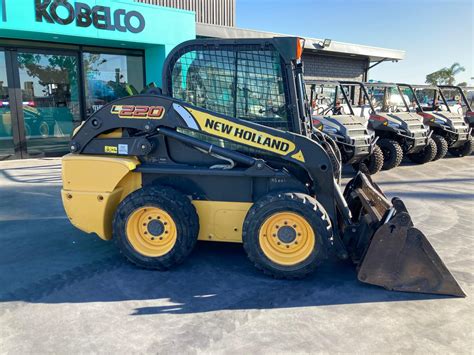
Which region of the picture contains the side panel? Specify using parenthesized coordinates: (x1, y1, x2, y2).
(62, 154, 142, 240)
(193, 201, 252, 243)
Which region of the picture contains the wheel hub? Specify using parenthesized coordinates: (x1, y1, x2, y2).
(277, 226, 297, 244)
(147, 219, 165, 236)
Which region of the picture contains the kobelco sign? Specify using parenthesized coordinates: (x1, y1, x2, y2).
(34, 0, 146, 33)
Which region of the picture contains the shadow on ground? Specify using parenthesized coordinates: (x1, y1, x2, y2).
(0, 235, 445, 316)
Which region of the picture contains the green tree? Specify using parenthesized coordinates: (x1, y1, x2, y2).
(425, 63, 465, 85)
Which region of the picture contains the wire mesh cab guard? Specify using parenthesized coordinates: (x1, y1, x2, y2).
(162, 38, 303, 133)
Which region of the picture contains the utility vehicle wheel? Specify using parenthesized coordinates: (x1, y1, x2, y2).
(39, 121, 50, 137)
(448, 138, 473, 157)
(432, 134, 448, 161)
(378, 138, 403, 170)
(242, 192, 330, 279)
(353, 144, 384, 175)
(113, 185, 199, 270)
(407, 138, 437, 164)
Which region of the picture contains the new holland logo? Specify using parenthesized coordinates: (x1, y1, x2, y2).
(183, 107, 305, 162)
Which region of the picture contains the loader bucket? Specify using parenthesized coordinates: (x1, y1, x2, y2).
(345, 174, 466, 297)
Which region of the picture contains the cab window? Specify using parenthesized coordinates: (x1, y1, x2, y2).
(169, 46, 290, 131)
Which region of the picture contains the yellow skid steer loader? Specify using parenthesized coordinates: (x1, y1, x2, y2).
(61, 38, 464, 297)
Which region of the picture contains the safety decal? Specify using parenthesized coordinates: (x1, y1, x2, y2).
(104, 146, 118, 154)
(118, 144, 129, 155)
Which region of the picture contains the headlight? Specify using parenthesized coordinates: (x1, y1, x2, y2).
(324, 127, 339, 134)
(435, 118, 446, 125)
(387, 121, 400, 129)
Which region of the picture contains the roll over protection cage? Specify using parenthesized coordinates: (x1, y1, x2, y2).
(161, 37, 313, 137)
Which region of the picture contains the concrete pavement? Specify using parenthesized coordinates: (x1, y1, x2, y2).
(0, 156, 473, 354)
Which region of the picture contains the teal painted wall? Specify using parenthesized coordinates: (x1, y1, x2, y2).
(0, 0, 196, 84)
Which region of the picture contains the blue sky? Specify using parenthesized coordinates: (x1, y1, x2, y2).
(236, 0, 473, 85)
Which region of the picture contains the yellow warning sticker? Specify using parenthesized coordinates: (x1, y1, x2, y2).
(104, 146, 118, 154)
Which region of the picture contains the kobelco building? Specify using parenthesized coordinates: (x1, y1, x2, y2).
(0, 0, 195, 159)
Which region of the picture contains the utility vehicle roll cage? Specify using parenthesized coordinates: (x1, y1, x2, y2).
(407, 84, 453, 113)
(437, 85, 473, 113)
(307, 80, 356, 116)
(360, 82, 414, 113)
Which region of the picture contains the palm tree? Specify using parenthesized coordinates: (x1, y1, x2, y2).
(444, 63, 465, 85)
(425, 63, 465, 85)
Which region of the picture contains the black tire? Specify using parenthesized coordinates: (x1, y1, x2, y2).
(242, 191, 331, 279)
(353, 144, 384, 175)
(378, 138, 403, 170)
(432, 134, 448, 161)
(448, 138, 473, 157)
(113, 185, 199, 270)
(406, 138, 437, 164)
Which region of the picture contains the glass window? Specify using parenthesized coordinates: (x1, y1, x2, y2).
(0, 51, 14, 158)
(413, 88, 445, 111)
(170, 47, 290, 130)
(17, 52, 81, 157)
(312, 84, 350, 116)
(83, 53, 144, 116)
(366, 87, 409, 113)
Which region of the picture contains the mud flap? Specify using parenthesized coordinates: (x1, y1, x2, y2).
(344, 173, 465, 297)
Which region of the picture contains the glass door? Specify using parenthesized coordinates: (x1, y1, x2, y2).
(0, 50, 15, 160)
(16, 51, 81, 157)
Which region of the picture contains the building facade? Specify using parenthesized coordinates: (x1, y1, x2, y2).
(0, 0, 195, 159)
(137, 0, 235, 26)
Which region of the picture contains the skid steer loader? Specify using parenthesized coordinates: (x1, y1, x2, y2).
(352, 82, 436, 167)
(308, 81, 383, 175)
(61, 37, 464, 297)
(406, 84, 472, 159)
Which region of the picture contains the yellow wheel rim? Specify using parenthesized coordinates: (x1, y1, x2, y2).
(259, 212, 315, 266)
(126, 206, 177, 257)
